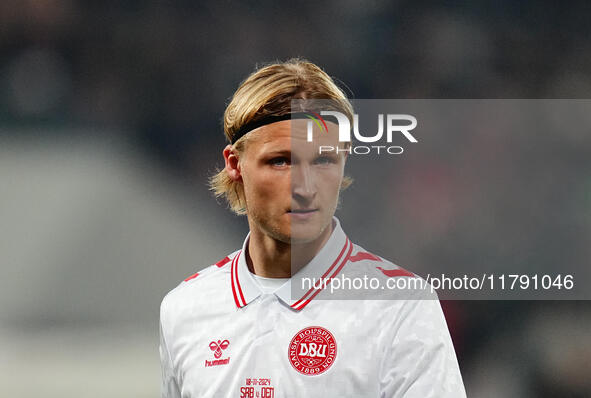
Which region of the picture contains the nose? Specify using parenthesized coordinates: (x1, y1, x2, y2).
(292, 164, 316, 202)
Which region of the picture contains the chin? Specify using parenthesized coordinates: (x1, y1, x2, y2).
(289, 223, 326, 244)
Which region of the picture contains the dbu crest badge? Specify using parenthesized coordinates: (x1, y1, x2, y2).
(288, 326, 337, 375)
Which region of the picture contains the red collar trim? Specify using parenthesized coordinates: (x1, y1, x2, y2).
(290, 238, 353, 311)
(231, 251, 247, 308)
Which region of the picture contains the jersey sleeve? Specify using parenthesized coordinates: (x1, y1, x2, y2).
(160, 306, 181, 398)
(378, 298, 466, 398)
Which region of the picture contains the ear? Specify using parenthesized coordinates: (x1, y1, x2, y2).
(223, 145, 242, 182)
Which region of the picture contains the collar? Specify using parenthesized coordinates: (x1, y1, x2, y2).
(230, 217, 353, 311)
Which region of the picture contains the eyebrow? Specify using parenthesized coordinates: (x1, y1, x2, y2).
(262, 149, 291, 157)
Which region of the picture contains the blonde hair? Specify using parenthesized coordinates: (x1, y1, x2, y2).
(210, 58, 353, 214)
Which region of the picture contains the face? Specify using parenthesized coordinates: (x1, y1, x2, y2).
(225, 120, 346, 244)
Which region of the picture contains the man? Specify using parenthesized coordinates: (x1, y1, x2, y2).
(160, 59, 466, 397)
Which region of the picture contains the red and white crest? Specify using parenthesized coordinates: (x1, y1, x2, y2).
(288, 326, 337, 375)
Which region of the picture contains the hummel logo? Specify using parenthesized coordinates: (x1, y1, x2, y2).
(205, 339, 231, 367)
(209, 339, 230, 359)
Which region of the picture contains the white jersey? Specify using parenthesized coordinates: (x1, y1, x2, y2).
(160, 218, 466, 398)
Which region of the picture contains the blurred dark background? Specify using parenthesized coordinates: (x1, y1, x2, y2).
(1, 1, 590, 397)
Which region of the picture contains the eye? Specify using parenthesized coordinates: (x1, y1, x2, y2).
(314, 156, 336, 165)
(269, 157, 290, 167)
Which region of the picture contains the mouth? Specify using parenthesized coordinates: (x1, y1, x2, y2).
(288, 208, 318, 214)
(288, 208, 319, 219)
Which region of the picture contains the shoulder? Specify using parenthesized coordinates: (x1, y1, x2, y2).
(344, 242, 416, 279)
(340, 242, 436, 300)
(160, 250, 238, 319)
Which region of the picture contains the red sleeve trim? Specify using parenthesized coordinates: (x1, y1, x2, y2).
(348, 251, 383, 263)
(376, 266, 415, 278)
(184, 272, 199, 282)
(183, 255, 232, 282)
(216, 256, 231, 268)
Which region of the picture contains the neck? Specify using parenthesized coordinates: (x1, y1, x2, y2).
(246, 222, 334, 278)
